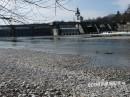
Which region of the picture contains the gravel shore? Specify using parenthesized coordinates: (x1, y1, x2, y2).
(0, 48, 130, 97)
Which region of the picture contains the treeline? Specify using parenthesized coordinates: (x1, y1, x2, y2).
(85, 7, 130, 25)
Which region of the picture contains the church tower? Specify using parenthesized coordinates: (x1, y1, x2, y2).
(75, 8, 83, 22)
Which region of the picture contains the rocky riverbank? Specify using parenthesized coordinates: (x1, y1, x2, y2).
(0, 48, 130, 97)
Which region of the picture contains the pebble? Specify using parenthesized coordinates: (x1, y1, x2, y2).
(0, 49, 129, 97)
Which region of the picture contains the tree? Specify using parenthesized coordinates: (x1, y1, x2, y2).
(0, 0, 74, 24)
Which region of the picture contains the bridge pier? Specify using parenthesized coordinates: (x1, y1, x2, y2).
(94, 24, 100, 34)
(53, 28, 59, 36)
(76, 23, 85, 34)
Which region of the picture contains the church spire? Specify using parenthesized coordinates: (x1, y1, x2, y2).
(75, 8, 83, 22)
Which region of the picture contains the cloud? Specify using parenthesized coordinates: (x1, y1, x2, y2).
(114, 0, 130, 9)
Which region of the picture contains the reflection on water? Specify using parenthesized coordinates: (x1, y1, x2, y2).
(0, 36, 130, 67)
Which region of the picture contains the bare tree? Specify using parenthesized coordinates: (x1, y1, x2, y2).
(0, 0, 75, 24)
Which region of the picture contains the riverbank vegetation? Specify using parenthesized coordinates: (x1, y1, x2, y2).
(85, 5, 130, 25)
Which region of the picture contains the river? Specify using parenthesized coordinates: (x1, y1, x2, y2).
(0, 36, 130, 67)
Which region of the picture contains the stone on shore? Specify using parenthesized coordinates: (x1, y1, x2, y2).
(0, 48, 129, 97)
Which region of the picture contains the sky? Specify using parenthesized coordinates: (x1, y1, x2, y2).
(0, 0, 130, 24)
(51, 0, 130, 21)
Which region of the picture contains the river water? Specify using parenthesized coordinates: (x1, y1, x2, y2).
(0, 36, 130, 67)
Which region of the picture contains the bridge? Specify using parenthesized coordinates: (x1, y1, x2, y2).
(0, 21, 120, 37)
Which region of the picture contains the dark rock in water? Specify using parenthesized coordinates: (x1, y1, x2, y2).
(104, 52, 113, 55)
(96, 51, 99, 54)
